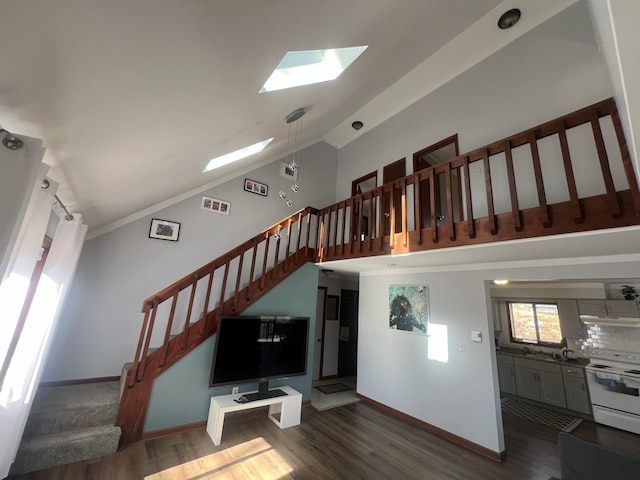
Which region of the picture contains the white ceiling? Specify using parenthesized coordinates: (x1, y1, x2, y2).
(0, 0, 580, 234)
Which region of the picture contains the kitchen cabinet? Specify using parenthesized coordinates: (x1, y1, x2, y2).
(577, 299, 640, 318)
(513, 357, 567, 408)
(556, 299, 582, 339)
(497, 353, 517, 395)
(561, 365, 591, 415)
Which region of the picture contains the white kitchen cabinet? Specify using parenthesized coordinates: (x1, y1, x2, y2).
(497, 353, 517, 395)
(556, 299, 582, 339)
(577, 299, 640, 318)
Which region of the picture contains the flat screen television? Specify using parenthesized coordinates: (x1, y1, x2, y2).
(209, 315, 309, 401)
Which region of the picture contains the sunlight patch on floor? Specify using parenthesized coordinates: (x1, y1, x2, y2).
(145, 437, 292, 479)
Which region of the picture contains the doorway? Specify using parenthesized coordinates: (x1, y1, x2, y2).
(382, 158, 406, 235)
(413, 135, 461, 228)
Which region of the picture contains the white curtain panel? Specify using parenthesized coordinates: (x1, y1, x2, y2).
(0, 134, 87, 477)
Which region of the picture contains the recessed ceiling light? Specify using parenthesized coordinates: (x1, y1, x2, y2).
(259, 46, 368, 93)
(203, 138, 273, 173)
(498, 9, 521, 29)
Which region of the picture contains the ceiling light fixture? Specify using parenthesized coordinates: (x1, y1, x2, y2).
(494, 279, 509, 285)
(203, 138, 273, 173)
(498, 8, 521, 30)
(351, 121, 364, 130)
(260, 46, 368, 93)
(1, 128, 23, 150)
(278, 107, 306, 208)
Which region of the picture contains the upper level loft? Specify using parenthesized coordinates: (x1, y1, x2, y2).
(314, 98, 640, 266)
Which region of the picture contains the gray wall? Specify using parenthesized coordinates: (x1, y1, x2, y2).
(44, 141, 337, 381)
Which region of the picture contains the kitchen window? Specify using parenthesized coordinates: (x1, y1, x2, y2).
(508, 302, 563, 346)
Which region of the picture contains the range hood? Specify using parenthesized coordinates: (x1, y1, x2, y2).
(579, 315, 640, 327)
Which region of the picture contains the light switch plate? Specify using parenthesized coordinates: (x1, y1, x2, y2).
(471, 330, 483, 343)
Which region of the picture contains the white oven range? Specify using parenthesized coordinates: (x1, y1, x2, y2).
(585, 348, 640, 435)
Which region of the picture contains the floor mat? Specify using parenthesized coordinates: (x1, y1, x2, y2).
(314, 383, 353, 395)
(501, 397, 583, 431)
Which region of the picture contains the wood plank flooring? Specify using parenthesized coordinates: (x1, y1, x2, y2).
(9, 402, 567, 480)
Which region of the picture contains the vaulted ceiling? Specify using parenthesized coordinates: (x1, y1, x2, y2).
(0, 1, 577, 234)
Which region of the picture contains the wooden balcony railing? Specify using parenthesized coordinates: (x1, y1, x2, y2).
(316, 98, 640, 262)
(117, 207, 318, 444)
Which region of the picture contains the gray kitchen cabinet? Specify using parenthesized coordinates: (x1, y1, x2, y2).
(562, 365, 591, 415)
(497, 353, 517, 395)
(577, 299, 640, 318)
(513, 357, 567, 408)
(556, 299, 582, 339)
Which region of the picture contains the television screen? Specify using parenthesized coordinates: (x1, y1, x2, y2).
(209, 316, 309, 388)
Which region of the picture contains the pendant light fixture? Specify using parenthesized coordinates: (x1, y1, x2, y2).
(278, 107, 306, 208)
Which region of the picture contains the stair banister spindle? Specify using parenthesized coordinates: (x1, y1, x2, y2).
(296, 212, 303, 262)
(429, 169, 437, 243)
(261, 234, 271, 289)
(233, 251, 244, 311)
(401, 178, 408, 247)
(482, 149, 498, 235)
(137, 297, 160, 382)
(199, 266, 215, 337)
(182, 274, 199, 349)
(129, 304, 152, 388)
(160, 288, 180, 367)
(285, 218, 293, 271)
(504, 139, 523, 231)
(218, 260, 229, 318)
(462, 156, 475, 238)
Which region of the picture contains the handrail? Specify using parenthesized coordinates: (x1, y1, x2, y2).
(314, 97, 640, 263)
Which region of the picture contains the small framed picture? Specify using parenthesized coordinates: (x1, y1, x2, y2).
(201, 196, 231, 215)
(244, 178, 268, 197)
(280, 162, 298, 181)
(149, 218, 180, 242)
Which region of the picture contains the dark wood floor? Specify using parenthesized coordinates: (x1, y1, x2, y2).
(8, 402, 635, 480)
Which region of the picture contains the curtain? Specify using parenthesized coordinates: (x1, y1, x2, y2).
(0, 135, 87, 477)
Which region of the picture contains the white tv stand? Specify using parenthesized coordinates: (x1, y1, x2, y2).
(206, 385, 302, 446)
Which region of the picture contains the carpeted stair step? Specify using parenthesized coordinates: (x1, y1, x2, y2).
(23, 381, 120, 436)
(10, 424, 122, 476)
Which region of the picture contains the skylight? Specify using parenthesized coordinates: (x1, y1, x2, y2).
(260, 46, 368, 93)
(203, 138, 273, 173)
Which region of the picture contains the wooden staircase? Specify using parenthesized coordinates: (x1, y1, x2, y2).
(116, 97, 640, 446)
(116, 207, 318, 444)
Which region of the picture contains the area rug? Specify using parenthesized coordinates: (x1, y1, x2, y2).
(314, 383, 353, 395)
(501, 397, 583, 432)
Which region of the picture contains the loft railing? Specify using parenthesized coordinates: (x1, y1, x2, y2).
(117, 207, 318, 444)
(315, 98, 640, 262)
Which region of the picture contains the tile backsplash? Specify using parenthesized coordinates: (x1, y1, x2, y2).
(576, 325, 640, 353)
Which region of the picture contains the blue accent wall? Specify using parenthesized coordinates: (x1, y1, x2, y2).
(144, 262, 319, 432)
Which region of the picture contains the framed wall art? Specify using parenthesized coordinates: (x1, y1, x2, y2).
(244, 178, 268, 197)
(389, 285, 429, 334)
(149, 218, 181, 242)
(201, 196, 231, 215)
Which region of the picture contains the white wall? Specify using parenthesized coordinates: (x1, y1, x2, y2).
(358, 256, 640, 453)
(335, 3, 614, 204)
(44, 142, 338, 381)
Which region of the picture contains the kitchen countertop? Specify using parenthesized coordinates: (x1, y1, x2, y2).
(496, 346, 590, 366)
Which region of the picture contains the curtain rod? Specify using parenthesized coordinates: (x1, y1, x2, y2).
(41, 179, 74, 221)
(55, 195, 75, 221)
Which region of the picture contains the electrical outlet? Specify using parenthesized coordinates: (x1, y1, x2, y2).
(458, 342, 465, 352)
(232, 386, 239, 394)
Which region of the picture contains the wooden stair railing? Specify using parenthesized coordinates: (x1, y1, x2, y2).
(316, 97, 640, 262)
(116, 207, 318, 445)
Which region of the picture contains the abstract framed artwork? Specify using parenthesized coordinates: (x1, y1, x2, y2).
(149, 218, 181, 242)
(201, 196, 231, 215)
(389, 285, 429, 334)
(244, 178, 268, 197)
